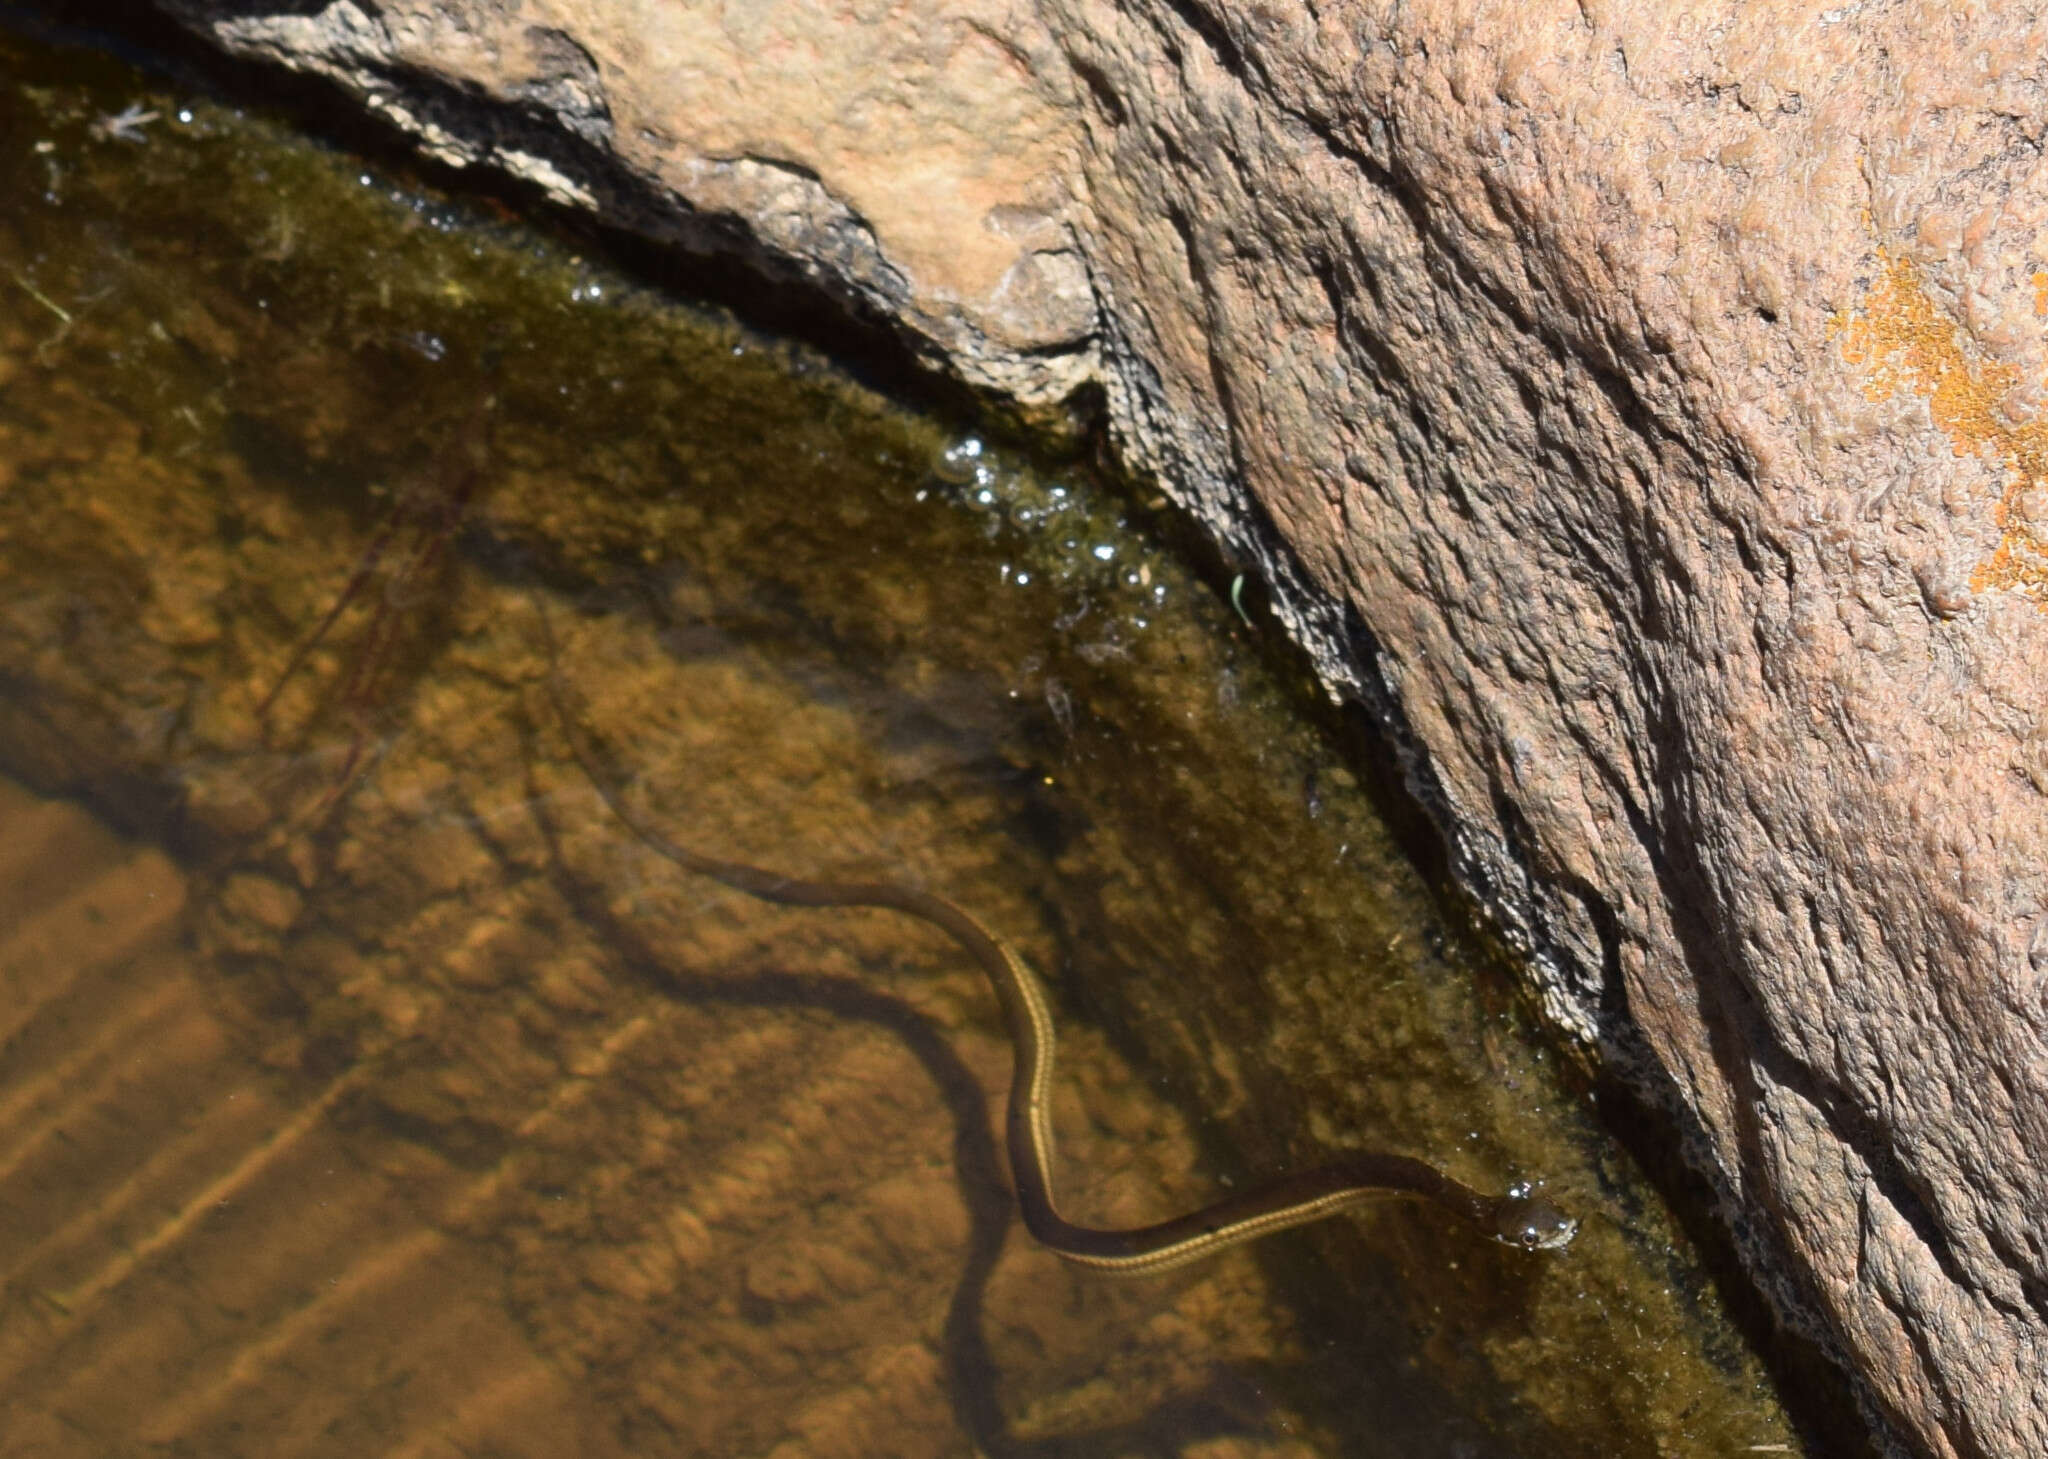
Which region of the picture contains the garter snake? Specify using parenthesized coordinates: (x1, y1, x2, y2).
(546, 668, 1576, 1274)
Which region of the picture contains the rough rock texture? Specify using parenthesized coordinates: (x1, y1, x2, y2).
(152, 3, 2048, 1457)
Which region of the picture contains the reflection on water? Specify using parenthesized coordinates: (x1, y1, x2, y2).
(0, 18, 1809, 1459)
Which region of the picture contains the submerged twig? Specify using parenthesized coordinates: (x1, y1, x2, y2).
(8, 266, 75, 361)
(257, 394, 497, 811)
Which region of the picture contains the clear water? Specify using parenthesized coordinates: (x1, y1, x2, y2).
(0, 19, 1819, 1459)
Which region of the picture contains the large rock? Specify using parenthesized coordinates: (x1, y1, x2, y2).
(157, 3, 2048, 1456)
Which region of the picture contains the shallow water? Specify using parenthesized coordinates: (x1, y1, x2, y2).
(0, 20, 1813, 1459)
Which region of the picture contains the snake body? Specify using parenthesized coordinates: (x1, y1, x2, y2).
(554, 690, 1576, 1273)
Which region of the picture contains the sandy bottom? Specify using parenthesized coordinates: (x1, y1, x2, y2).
(0, 778, 654, 1458)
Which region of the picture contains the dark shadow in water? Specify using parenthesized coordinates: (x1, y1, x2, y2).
(446, 702, 1289, 1458)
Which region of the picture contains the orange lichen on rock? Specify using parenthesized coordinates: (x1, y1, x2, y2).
(1831, 248, 2048, 603)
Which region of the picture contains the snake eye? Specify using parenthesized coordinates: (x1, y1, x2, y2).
(1492, 1186, 1578, 1251)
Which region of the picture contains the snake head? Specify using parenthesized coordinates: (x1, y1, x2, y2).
(1491, 1182, 1579, 1251)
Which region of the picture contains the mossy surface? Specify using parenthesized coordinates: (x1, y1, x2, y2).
(0, 21, 1810, 1459)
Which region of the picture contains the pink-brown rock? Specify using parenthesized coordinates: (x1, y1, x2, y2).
(160, 3, 2048, 1456)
